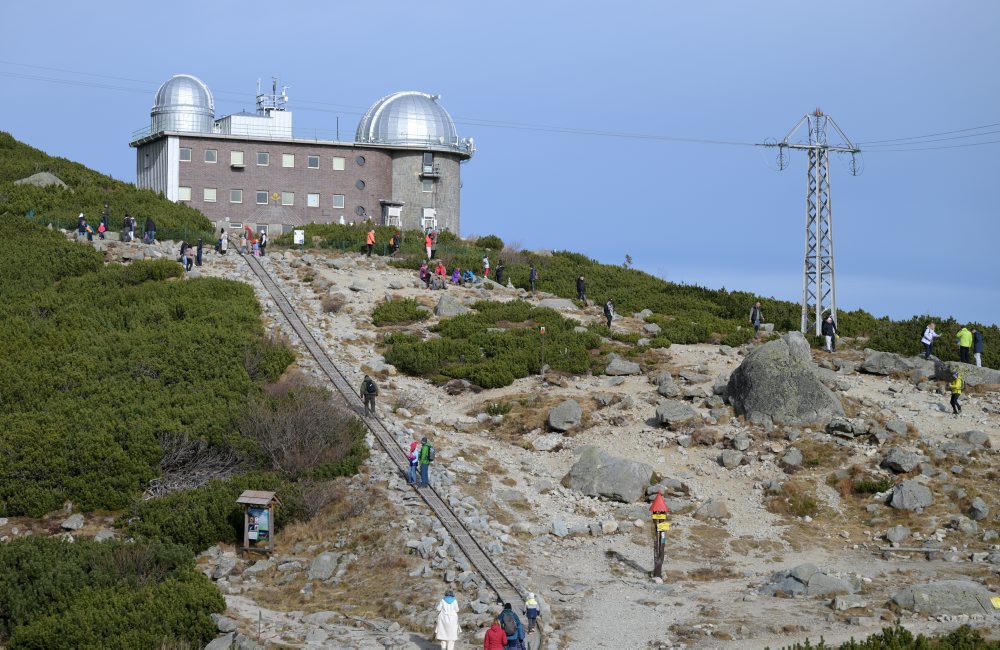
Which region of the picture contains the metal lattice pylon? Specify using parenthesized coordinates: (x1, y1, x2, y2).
(762, 110, 861, 335)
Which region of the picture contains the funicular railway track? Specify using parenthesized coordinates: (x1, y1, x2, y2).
(243, 253, 541, 643)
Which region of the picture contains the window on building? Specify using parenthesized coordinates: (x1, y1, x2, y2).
(332, 194, 345, 209)
(230, 189, 243, 203)
(332, 156, 346, 171)
(257, 152, 269, 166)
(355, 180, 365, 190)
(282, 154, 294, 168)
(177, 186, 192, 201)
(179, 147, 191, 162)
(204, 188, 217, 202)
(422, 152, 434, 173)
(205, 149, 218, 163)
(281, 192, 294, 206)
(421, 179, 434, 193)
(231, 151, 245, 167)
(307, 155, 319, 169)
(307, 193, 320, 208)
(256, 191, 268, 205)
(355, 155, 366, 166)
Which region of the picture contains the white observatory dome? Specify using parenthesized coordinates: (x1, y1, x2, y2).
(356, 91, 461, 150)
(151, 74, 215, 134)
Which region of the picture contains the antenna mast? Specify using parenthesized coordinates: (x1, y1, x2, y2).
(760, 109, 861, 335)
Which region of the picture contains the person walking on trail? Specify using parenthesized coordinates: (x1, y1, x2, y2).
(434, 589, 461, 650)
(972, 328, 984, 367)
(425, 232, 434, 259)
(360, 374, 379, 418)
(482, 255, 490, 279)
(195, 238, 203, 267)
(483, 614, 506, 650)
(366, 227, 376, 257)
(921, 322, 941, 360)
(259, 230, 268, 256)
(576, 275, 587, 303)
(495, 260, 506, 286)
(821, 315, 838, 352)
(498, 602, 525, 650)
(143, 217, 156, 244)
(957, 325, 973, 364)
(100, 203, 110, 238)
(77, 212, 86, 238)
(418, 436, 434, 487)
(407, 440, 420, 485)
(125, 214, 136, 242)
(523, 592, 540, 635)
(603, 299, 615, 328)
(185, 245, 195, 271)
(949, 370, 964, 416)
(749, 301, 764, 340)
(529, 265, 537, 293)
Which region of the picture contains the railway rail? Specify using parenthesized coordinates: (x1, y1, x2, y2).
(242, 253, 540, 639)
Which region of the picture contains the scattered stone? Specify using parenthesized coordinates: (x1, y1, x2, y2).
(968, 497, 990, 521)
(886, 525, 910, 545)
(61, 514, 85, 531)
(889, 480, 934, 511)
(807, 573, 853, 596)
(885, 419, 908, 435)
(719, 450, 745, 469)
(551, 520, 569, 538)
(643, 323, 662, 335)
(561, 446, 655, 503)
(780, 448, 803, 471)
(892, 580, 996, 616)
(833, 595, 868, 611)
(655, 400, 697, 428)
(961, 430, 990, 447)
(547, 400, 583, 432)
(93, 529, 115, 542)
(435, 295, 471, 317)
(532, 434, 564, 452)
(692, 499, 731, 521)
(605, 354, 641, 376)
(308, 552, 340, 581)
(881, 447, 924, 473)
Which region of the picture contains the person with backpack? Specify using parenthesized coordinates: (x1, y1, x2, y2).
(259, 230, 268, 256)
(418, 436, 434, 488)
(523, 592, 540, 635)
(360, 374, 379, 418)
(576, 275, 586, 303)
(921, 322, 941, 360)
(821, 315, 838, 352)
(749, 301, 764, 340)
(434, 589, 461, 650)
(949, 370, 964, 416)
(392, 231, 402, 256)
(407, 440, 420, 485)
(498, 602, 525, 649)
(603, 299, 615, 328)
(956, 325, 973, 364)
(972, 328, 984, 367)
(143, 217, 156, 244)
(185, 245, 195, 271)
(495, 260, 506, 286)
(77, 212, 86, 239)
(529, 265, 537, 293)
(195, 238, 203, 267)
(483, 614, 506, 650)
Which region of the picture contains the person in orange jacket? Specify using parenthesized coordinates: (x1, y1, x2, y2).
(483, 615, 506, 650)
(425, 232, 433, 259)
(366, 227, 376, 257)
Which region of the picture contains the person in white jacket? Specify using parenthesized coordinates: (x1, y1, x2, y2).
(434, 590, 460, 650)
(921, 323, 941, 360)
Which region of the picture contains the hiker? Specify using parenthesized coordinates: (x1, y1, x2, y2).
(97, 220, 106, 240)
(418, 436, 433, 487)
(239, 234, 248, 254)
(185, 245, 195, 271)
(483, 614, 507, 650)
(523, 592, 540, 635)
(576, 275, 586, 302)
(425, 232, 433, 259)
(407, 440, 420, 484)
(360, 374, 379, 418)
(957, 325, 973, 364)
(451, 267, 461, 284)
(430, 230, 438, 259)
(366, 227, 375, 257)
(749, 301, 764, 340)
(77, 212, 86, 238)
(393, 231, 402, 256)
(252, 237, 260, 257)
(498, 602, 525, 650)
(179, 240, 189, 264)
(495, 260, 506, 286)
(949, 370, 964, 416)
(143, 217, 155, 244)
(462, 269, 476, 286)
(434, 589, 461, 650)
(100, 203, 110, 234)
(529, 265, 537, 293)
(435, 261, 447, 278)
(125, 214, 136, 242)
(482, 255, 490, 279)
(972, 328, 984, 367)
(821, 315, 838, 352)
(921, 322, 941, 360)
(195, 238, 203, 267)
(85, 222, 94, 241)
(259, 230, 268, 256)
(603, 299, 615, 328)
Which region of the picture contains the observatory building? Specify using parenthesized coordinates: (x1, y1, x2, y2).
(129, 74, 474, 235)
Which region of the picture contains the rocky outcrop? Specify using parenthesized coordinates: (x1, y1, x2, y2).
(889, 480, 933, 511)
(936, 362, 1000, 387)
(655, 400, 697, 428)
(434, 295, 470, 317)
(760, 564, 856, 598)
(726, 332, 844, 426)
(561, 446, 654, 503)
(547, 400, 583, 432)
(605, 353, 640, 376)
(892, 580, 997, 616)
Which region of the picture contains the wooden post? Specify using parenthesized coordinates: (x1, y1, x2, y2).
(539, 326, 545, 374)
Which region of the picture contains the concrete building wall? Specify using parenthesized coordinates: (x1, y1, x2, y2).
(389, 152, 462, 233)
(174, 136, 393, 225)
(135, 137, 176, 198)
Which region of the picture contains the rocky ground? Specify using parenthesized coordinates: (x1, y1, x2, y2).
(21, 234, 1000, 649)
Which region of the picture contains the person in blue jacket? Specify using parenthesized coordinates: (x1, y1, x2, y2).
(972, 328, 984, 367)
(498, 602, 524, 649)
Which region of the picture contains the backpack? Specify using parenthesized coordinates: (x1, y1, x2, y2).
(426, 445, 435, 462)
(364, 378, 378, 395)
(500, 611, 517, 636)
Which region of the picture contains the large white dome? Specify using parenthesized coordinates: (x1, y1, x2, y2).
(151, 74, 215, 134)
(356, 91, 464, 151)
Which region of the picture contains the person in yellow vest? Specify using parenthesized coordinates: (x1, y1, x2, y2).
(956, 325, 973, 364)
(523, 592, 540, 635)
(949, 370, 964, 416)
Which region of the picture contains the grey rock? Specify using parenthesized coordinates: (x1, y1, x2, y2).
(561, 446, 655, 503)
(827, 416, 859, 437)
(347, 281, 371, 292)
(213, 556, 240, 580)
(654, 371, 674, 387)
(213, 614, 240, 633)
(605, 354, 641, 376)
(547, 400, 583, 432)
(14, 171, 67, 188)
(881, 447, 924, 473)
(961, 430, 990, 447)
(205, 633, 235, 650)
(889, 480, 934, 511)
(892, 580, 997, 616)
(93, 529, 116, 542)
(538, 298, 577, 310)
(885, 419, 908, 435)
(657, 381, 681, 398)
(781, 448, 803, 470)
(789, 563, 820, 583)
(886, 525, 910, 545)
(692, 499, 731, 521)
(643, 323, 662, 335)
(719, 450, 745, 469)
(532, 433, 565, 452)
(833, 595, 868, 611)
(635, 309, 653, 320)
(655, 400, 697, 428)
(968, 497, 990, 521)
(435, 295, 471, 317)
(244, 559, 274, 575)
(807, 573, 854, 596)
(573, 325, 589, 333)
(61, 514, 85, 530)
(308, 552, 340, 581)
(551, 520, 569, 538)
(727, 332, 844, 426)
(679, 370, 711, 383)
(936, 362, 1000, 387)
(761, 576, 806, 597)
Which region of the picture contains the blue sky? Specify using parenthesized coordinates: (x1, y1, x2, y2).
(2, 1, 998, 325)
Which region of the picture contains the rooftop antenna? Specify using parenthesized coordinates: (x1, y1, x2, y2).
(256, 76, 288, 116)
(759, 109, 862, 336)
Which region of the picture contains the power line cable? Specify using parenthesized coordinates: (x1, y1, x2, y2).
(856, 121, 1000, 145)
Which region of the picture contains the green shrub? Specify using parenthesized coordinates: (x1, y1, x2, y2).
(853, 476, 895, 495)
(476, 234, 504, 251)
(768, 625, 999, 649)
(372, 298, 430, 326)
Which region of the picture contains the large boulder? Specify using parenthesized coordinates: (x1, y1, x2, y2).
(561, 446, 654, 503)
(880, 447, 924, 473)
(605, 353, 640, 376)
(892, 580, 997, 616)
(936, 362, 1000, 387)
(14, 171, 67, 188)
(726, 332, 844, 426)
(547, 400, 583, 432)
(889, 480, 933, 511)
(435, 295, 470, 317)
(655, 400, 697, 428)
(860, 351, 924, 376)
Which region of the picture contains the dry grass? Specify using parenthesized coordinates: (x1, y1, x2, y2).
(767, 479, 820, 518)
(794, 437, 849, 469)
(320, 293, 346, 313)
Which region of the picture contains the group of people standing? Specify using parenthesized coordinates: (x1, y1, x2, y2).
(177, 239, 203, 271)
(921, 323, 985, 367)
(435, 591, 539, 650)
(77, 205, 154, 243)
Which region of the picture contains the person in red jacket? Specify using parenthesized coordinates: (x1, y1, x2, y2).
(483, 616, 506, 650)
